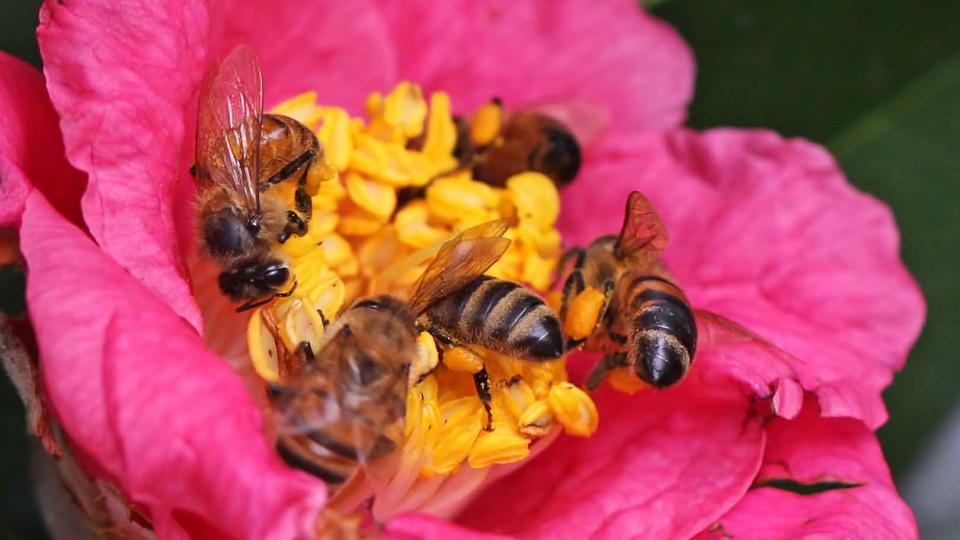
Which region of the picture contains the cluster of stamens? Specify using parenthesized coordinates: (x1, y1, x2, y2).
(245, 83, 598, 520)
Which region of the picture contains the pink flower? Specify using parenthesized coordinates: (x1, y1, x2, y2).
(0, 0, 923, 538)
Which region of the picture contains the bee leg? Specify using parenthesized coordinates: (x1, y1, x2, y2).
(317, 308, 330, 327)
(294, 181, 312, 223)
(295, 341, 316, 366)
(279, 211, 308, 243)
(554, 246, 586, 292)
(423, 324, 495, 429)
(473, 367, 494, 431)
(560, 268, 586, 322)
(585, 352, 628, 391)
(592, 280, 616, 336)
(236, 296, 275, 312)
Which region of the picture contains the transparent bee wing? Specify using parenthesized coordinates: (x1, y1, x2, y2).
(614, 191, 669, 262)
(695, 308, 805, 366)
(194, 44, 264, 217)
(407, 220, 511, 314)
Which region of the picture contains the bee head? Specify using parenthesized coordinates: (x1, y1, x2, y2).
(530, 122, 581, 188)
(203, 206, 260, 258)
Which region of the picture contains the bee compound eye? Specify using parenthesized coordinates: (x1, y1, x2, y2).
(262, 265, 290, 287)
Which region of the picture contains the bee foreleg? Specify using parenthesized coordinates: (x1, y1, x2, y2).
(422, 323, 495, 429)
(592, 280, 616, 336)
(279, 211, 308, 243)
(554, 246, 586, 291)
(585, 352, 628, 391)
(473, 367, 494, 431)
(560, 268, 586, 321)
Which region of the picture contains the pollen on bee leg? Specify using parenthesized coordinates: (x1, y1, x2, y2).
(442, 347, 484, 374)
(564, 286, 607, 341)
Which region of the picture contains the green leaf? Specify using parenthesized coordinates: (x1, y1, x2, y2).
(654, 0, 960, 143)
(831, 53, 960, 478)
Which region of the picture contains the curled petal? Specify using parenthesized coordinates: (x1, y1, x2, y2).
(376, 0, 695, 136)
(697, 407, 917, 539)
(0, 52, 84, 228)
(561, 129, 925, 427)
(443, 380, 763, 538)
(21, 191, 324, 539)
(37, 0, 207, 329)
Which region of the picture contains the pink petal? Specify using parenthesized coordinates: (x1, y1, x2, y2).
(697, 407, 917, 539)
(209, 0, 394, 112)
(20, 191, 324, 539)
(561, 129, 925, 428)
(0, 52, 84, 228)
(37, 0, 208, 329)
(432, 380, 763, 538)
(36, 0, 395, 331)
(376, 0, 694, 137)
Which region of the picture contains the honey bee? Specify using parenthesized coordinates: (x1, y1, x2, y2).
(560, 191, 697, 390)
(454, 98, 582, 188)
(268, 221, 566, 484)
(193, 44, 325, 311)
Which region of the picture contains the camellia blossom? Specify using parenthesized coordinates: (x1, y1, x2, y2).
(0, 0, 924, 538)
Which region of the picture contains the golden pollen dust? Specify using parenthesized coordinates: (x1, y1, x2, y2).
(244, 82, 599, 521)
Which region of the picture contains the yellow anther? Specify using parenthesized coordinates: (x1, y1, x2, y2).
(443, 347, 484, 374)
(607, 367, 650, 395)
(350, 134, 431, 187)
(394, 202, 449, 248)
(318, 233, 357, 277)
(410, 332, 440, 386)
(468, 427, 530, 469)
(338, 200, 386, 236)
(426, 177, 500, 225)
(317, 107, 354, 172)
(421, 92, 458, 166)
(518, 399, 554, 438)
(346, 173, 397, 220)
(245, 84, 593, 495)
(564, 287, 607, 341)
(382, 82, 428, 139)
(306, 160, 338, 195)
(248, 309, 281, 383)
(428, 405, 484, 476)
(495, 377, 537, 420)
(276, 298, 326, 355)
(470, 100, 503, 147)
(507, 172, 559, 229)
(270, 91, 322, 129)
(548, 382, 599, 437)
(296, 268, 345, 318)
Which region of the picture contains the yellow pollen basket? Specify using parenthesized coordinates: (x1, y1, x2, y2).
(246, 82, 599, 511)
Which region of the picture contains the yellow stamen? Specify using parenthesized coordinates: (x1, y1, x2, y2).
(548, 382, 599, 437)
(242, 83, 600, 522)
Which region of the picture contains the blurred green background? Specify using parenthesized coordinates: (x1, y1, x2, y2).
(2, 0, 958, 538)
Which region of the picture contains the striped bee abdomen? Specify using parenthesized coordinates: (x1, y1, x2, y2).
(627, 276, 697, 387)
(424, 276, 564, 360)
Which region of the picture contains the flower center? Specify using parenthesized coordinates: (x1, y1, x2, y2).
(243, 83, 598, 523)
